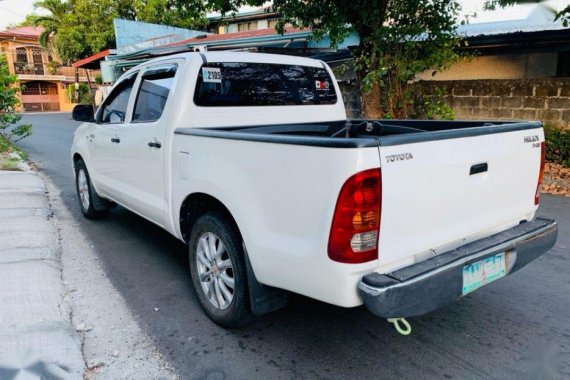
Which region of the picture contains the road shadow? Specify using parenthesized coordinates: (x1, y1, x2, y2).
(65, 200, 570, 380)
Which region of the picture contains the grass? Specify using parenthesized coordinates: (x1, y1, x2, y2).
(0, 135, 26, 171)
(0, 156, 20, 170)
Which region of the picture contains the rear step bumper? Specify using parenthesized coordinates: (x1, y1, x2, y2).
(358, 217, 558, 318)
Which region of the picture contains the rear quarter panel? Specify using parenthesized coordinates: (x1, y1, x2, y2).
(170, 135, 381, 307)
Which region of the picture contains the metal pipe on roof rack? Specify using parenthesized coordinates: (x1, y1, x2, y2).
(283, 39, 294, 48)
(199, 38, 308, 51)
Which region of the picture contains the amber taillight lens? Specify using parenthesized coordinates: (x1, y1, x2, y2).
(328, 169, 381, 263)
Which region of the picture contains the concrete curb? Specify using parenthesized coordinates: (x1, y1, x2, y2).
(0, 170, 84, 379)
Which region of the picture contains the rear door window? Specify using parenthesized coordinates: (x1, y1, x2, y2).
(194, 63, 337, 106)
(132, 64, 177, 123)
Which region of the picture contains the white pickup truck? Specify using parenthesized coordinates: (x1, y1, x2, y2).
(71, 52, 557, 328)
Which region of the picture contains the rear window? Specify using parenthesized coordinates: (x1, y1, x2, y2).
(194, 62, 337, 107)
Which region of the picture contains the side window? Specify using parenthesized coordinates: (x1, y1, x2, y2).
(132, 64, 177, 123)
(99, 72, 138, 124)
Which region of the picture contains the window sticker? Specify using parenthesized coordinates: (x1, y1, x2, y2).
(315, 80, 330, 90)
(202, 67, 222, 83)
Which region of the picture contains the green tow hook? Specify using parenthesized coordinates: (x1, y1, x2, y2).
(387, 317, 412, 336)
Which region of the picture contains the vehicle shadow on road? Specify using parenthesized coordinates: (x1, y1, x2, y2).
(70, 201, 570, 380)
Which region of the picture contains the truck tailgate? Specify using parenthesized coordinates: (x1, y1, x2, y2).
(376, 126, 544, 272)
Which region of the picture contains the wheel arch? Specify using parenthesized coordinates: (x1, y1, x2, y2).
(180, 192, 289, 315)
(179, 192, 241, 245)
(72, 153, 83, 168)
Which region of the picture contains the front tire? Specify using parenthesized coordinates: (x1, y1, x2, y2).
(189, 212, 253, 328)
(75, 160, 108, 219)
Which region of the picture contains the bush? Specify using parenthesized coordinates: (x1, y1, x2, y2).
(544, 124, 570, 168)
(66, 83, 92, 104)
(0, 135, 10, 154)
(419, 88, 455, 120)
(0, 55, 32, 144)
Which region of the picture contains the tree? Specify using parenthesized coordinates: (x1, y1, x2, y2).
(115, 0, 208, 29)
(172, 0, 463, 118)
(30, 0, 208, 64)
(556, 5, 570, 26)
(0, 56, 32, 148)
(33, 0, 70, 49)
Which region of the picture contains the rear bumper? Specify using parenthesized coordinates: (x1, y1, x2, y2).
(358, 217, 558, 318)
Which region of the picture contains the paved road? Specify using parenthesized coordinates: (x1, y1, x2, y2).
(17, 113, 570, 379)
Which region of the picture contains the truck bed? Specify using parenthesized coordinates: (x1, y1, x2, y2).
(175, 119, 542, 148)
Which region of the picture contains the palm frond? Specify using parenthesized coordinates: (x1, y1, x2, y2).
(38, 28, 55, 48)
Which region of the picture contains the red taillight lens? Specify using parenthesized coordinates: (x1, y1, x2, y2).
(328, 169, 382, 263)
(535, 141, 545, 205)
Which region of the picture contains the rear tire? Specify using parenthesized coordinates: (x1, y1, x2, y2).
(189, 211, 253, 328)
(74, 160, 108, 219)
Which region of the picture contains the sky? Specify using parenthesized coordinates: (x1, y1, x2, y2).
(0, 0, 42, 30)
(0, 0, 568, 31)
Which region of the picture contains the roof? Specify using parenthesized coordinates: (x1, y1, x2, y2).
(113, 19, 207, 52)
(455, 4, 570, 53)
(0, 26, 44, 39)
(121, 51, 326, 72)
(208, 6, 274, 21)
(73, 49, 115, 69)
(104, 26, 311, 61)
(457, 4, 567, 37)
(202, 51, 324, 67)
(208, 7, 278, 22)
(167, 26, 309, 48)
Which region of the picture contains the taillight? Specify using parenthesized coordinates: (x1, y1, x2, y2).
(535, 141, 545, 205)
(328, 169, 382, 263)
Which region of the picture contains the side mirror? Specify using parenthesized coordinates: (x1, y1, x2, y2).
(72, 104, 95, 122)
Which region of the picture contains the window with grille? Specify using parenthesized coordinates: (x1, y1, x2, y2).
(268, 19, 279, 29)
(16, 48, 27, 62)
(237, 21, 256, 32)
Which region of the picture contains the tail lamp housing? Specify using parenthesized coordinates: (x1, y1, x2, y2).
(535, 141, 545, 205)
(328, 169, 382, 263)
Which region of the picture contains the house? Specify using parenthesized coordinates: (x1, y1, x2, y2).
(0, 26, 95, 112)
(418, 4, 570, 81)
(207, 7, 281, 34)
(413, 3, 570, 125)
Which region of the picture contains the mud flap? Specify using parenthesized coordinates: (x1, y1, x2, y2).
(90, 179, 116, 211)
(243, 245, 288, 316)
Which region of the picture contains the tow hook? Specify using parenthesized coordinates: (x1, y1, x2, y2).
(387, 317, 412, 336)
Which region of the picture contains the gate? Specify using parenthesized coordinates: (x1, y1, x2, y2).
(21, 81, 60, 112)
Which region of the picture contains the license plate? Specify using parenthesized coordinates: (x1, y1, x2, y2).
(462, 253, 506, 295)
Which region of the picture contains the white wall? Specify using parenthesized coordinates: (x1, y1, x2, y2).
(417, 52, 558, 81)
